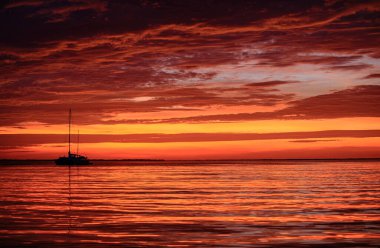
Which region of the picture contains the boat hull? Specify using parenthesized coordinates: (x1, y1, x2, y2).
(55, 156, 91, 165)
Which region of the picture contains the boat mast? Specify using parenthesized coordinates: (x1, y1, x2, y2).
(68, 109, 71, 156)
(77, 130, 79, 155)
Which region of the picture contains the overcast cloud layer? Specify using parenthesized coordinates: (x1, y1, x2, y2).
(1, 0, 380, 126)
(1, 0, 380, 159)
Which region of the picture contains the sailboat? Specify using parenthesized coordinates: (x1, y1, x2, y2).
(55, 109, 91, 165)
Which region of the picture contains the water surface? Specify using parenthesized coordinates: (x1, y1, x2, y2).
(0, 160, 379, 247)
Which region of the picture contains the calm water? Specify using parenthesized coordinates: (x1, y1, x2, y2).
(0, 160, 379, 247)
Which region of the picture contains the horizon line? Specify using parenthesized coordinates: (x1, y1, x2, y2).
(1, 157, 380, 161)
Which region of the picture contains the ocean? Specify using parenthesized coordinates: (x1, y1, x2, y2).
(0, 160, 379, 247)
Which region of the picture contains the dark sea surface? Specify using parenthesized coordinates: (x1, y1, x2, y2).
(0, 160, 379, 247)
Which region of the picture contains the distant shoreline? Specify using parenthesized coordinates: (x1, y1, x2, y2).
(1, 158, 380, 161)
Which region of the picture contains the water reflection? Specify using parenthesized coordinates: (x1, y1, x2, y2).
(67, 165, 72, 245)
(0, 161, 379, 247)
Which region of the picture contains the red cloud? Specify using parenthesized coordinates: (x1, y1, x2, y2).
(245, 81, 298, 87)
(0, 1, 379, 127)
(363, 73, 380, 79)
(135, 85, 380, 123)
(1, 130, 379, 147)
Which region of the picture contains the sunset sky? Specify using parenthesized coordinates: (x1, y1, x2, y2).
(0, 0, 379, 159)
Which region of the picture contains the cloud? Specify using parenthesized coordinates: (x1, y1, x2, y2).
(0, 0, 379, 127)
(289, 139, 338, 143)
(327, 64, 373, 71)
(0, 76, 295, 125)
(363, 73, 380, 79)
(5, 0, 108, 23)
(0, 83, 378, 126)
(1, 130, 379, 147)
(245, 80, 298, 87)
(136, 85, 380, 123)
(281, 85, 380, 119)
(4, 1, 44, 9)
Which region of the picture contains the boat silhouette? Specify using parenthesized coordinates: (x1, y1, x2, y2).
(55, 109, 91, 165)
